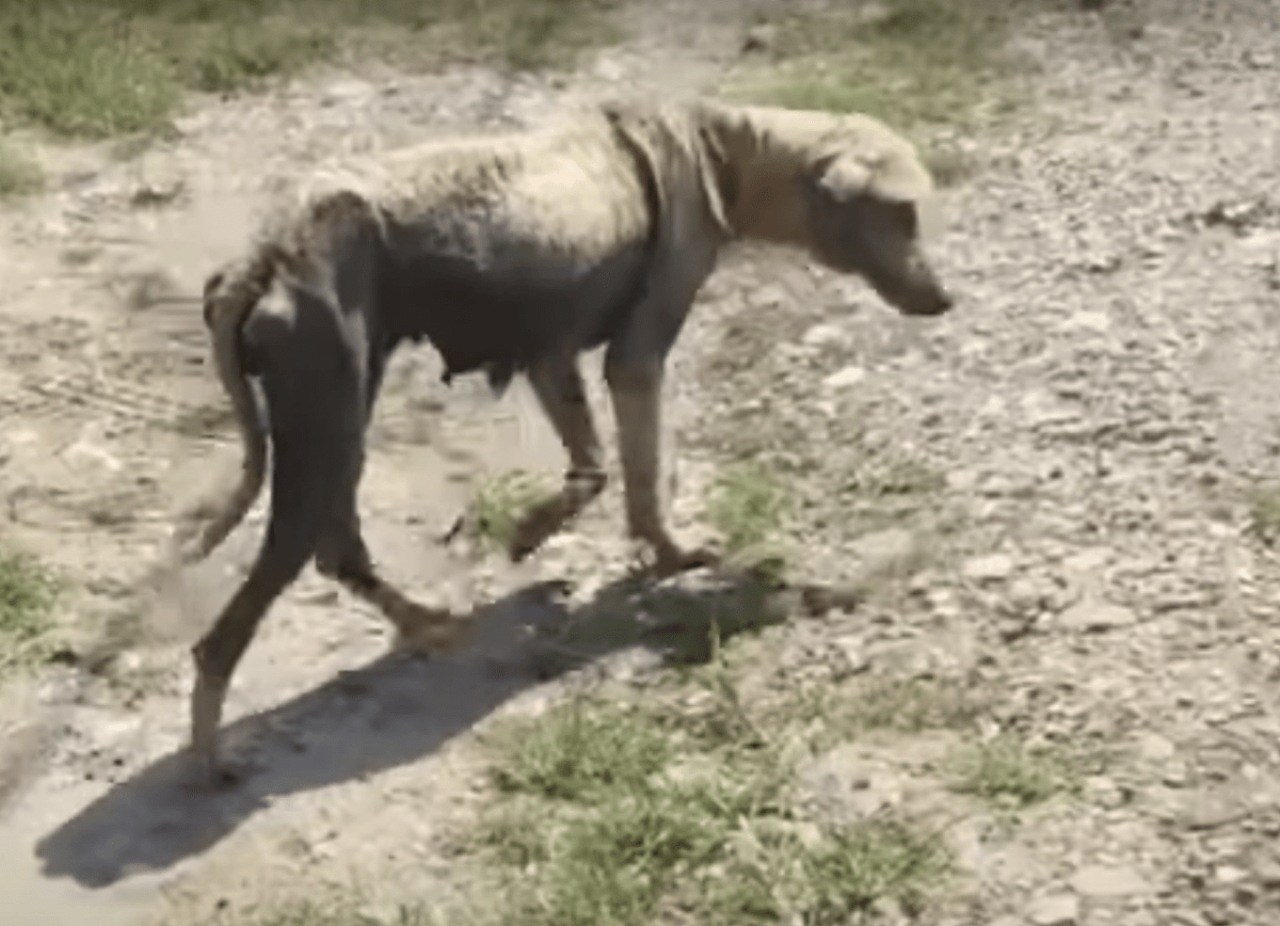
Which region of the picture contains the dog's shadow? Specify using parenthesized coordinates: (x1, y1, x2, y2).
(34, 567, 796, 890)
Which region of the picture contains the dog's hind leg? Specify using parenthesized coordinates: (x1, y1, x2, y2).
(189, 422, 340, 786)
(314, 459, 459, 653)
(506, 355, 608, 562)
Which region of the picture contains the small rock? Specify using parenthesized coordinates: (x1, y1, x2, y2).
(1058, 598, 1136, 632)
(1214, 865, 1247, 885)
(801, 322, 847, 349)
(832, 635, 871, 677)
(1138, 732, 1177, 762)
(594, 57, 626, 81)
(822, 365, 867, 390)
(962, 553, 1015, 584)
(1028, 892, 1079, 926)
(741, 22, 778, 53)
(1061, 309, 1112, 333)
(850, 527, 919, 572)
(1252, 859, 1280, 889)
(1070, 864, 1149, 898)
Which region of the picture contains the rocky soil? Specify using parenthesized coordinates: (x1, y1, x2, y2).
(2, 0, 1280, 924)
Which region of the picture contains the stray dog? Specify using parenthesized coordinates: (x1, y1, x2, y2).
(179, 96, 954, 783)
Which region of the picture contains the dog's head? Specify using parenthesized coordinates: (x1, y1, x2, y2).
(799, 118, 953, 317)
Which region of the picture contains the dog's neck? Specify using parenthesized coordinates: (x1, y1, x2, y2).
(691, 101, 832, 248)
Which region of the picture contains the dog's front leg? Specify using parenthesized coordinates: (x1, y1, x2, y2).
(604, 359, 716, 578)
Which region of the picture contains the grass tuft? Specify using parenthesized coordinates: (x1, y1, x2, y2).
(0, 138, 44, 199)
(1244, 481, 1280, 547)
(465, 680, 951, 926)
(0, 0, 620, 140)
(465, 469, 556, 555)
(0, 547, 60, 671)
(724, 0, 1026, 133)
(707, 460, 790, 575)
(486, 701, 671, 802)
(950, 736, 1080, 809)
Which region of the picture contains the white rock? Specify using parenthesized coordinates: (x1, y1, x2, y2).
(1058, 599, 1137, 632)
(802, 322, 846, 348)
(1028, 892, 1079, 926)
(1070, 864, 1149, 898)
(822, 365, 867, 390)
(962, 553, 1015, 583)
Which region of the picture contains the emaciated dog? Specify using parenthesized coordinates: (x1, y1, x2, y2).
(180, 97, 954, 782)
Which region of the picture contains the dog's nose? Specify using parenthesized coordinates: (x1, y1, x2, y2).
(909, 288, 954, 316)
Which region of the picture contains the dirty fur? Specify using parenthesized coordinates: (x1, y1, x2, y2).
(179, 96, 952, 783)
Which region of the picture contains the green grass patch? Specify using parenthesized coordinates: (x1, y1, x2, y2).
(828, 675, 983, 736)
(465, 469, 556, 555)
(0, 138, 43, 199)
(707, 460, 791, 576)
(950, 736, 1081, 809)
(1244, 481, 1280, 547)
(465, 674, 952, 926)
(486, 701, 671, 802)
(0, 0, 620, 140)
(725, 0, 1027, 134)
(707, 817, 950, 925)
(0, 547, 60, 671)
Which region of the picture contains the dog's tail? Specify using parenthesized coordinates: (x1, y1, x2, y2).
(177, 245, 283, 564)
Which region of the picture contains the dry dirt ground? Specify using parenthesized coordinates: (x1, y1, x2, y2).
(2, 0, 1280, 924)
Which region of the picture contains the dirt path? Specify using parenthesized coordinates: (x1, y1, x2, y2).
(2, 1, 1280, 924)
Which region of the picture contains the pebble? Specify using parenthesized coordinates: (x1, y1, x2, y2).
(962, 553, 1016, 583)
(822, 365, 867, 390)
(1070, 864, 1150, 898)
(1028, 892, 1080, 926)
(1057, 599, 1137, 632)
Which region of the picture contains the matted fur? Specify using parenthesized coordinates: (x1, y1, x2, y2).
(182, 96, 952, 783)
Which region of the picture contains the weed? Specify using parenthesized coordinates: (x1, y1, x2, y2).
(724, 0, 1026, 132)
(0, 0, 619, 139)
(486, 701, 671, 801)
(0, 547, 59, 669)
(1245, 481, 1280, 547)
(834, 675, 982, 735)
(0, 139, 43, 199)
(844, 451, 944, 501)
(951, 736, 1080, 809)
(468, 668, 950, 926)
(706, 817, 950, 924)
(465, 469, 555, 554)
(707, 460, 790, 574)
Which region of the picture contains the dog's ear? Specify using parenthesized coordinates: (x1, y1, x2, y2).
(814, 146, 934, 206)
(201, 269, 226, 330)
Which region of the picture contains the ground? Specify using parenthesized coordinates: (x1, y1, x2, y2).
(1, 0, 1280, 924)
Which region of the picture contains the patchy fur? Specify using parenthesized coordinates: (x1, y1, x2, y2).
(178, 97, 952, 784)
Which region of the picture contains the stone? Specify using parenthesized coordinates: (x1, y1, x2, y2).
(850, 528, 919, 572)
(822, 365, 867, 391)
(1070, 864, 1150, 898)
(962, 553, 1016, 583)
(741, 22, 778, 53)
(1028, 892, 1079, 926)
(802, 322, 847, 349)
(1058, 599, 1137, 632)
(832, 635, 871, 676)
